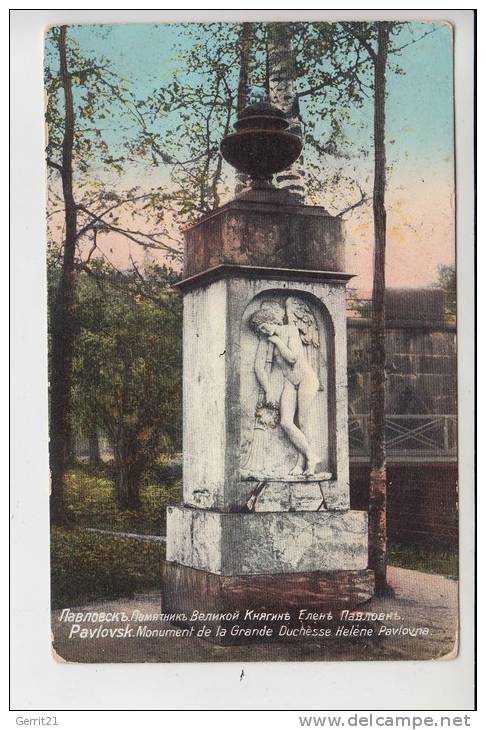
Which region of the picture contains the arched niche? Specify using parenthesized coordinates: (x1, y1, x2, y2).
(239, 288, 336, 482)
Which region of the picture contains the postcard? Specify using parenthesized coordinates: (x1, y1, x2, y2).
(44, 18, 460, 666)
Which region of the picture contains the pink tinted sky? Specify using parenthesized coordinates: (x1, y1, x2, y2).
(345, 177, 455, 292)
(77, 172, 455, 294)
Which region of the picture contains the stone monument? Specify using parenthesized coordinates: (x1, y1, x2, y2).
(163, 101, 374, 623)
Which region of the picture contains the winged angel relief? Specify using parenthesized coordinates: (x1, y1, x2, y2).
(242, 296, 329, 481)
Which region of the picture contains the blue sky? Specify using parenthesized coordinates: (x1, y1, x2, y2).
(45, 21, 455, 288)
(47, 21, 453, 177)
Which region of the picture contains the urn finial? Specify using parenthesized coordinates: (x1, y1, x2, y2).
(220, 100, 303, 192)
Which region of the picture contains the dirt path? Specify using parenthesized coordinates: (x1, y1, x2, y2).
(51, 567, 457, 664)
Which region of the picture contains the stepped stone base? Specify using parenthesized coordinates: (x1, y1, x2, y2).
(162, 562, 375, 643)
(166, 505, 369, 575)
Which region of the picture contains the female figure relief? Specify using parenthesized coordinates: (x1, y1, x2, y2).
(247, 297, 321, 477)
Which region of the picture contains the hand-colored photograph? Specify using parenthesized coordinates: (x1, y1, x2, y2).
(46, 20, 457, 663)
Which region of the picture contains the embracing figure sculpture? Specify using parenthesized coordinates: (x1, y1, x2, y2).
(248, 297, 321, 477)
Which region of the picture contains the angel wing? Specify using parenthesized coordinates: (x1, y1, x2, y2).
(285, 297, 319, 349)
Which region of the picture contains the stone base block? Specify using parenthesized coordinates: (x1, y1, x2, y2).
(162, 561, 375, 642)
(166, 505, 368, 575)
(248, 479, 347, 512)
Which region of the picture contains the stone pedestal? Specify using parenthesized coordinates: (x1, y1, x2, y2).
(163, 192, 374, 632)
(167, 507, 368, 574)
(163, 562, 375, 642)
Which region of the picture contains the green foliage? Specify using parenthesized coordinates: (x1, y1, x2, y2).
(69, 262, 182, 506)
(388, 544, 458, 579)
(45, 25, 181, 263)
(45, 26, 129, 176)
(64, 465, 182, 535)
(128, 21, 378, 217)
(145, 458, 183, 484)
(129, 21, 369, 215)
(46, 22, 433, 258)
(51, 463, 182, 606)
(127, 21, 422, 218)
(51, 527, 163, 608)
(434, 264, 456, 319)
(132, 23, 245, 221)
(346, 288, 372, 318)
(291, 22, 398, 212)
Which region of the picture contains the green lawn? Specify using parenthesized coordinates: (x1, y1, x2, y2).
(388, 545, 458, 580)
(64, 464, 182, 535)
(51, 464, 458, 608)
(51, 527, 163, 609)
(51, 464, 181, 608)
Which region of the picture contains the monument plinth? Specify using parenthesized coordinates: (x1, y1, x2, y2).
(163, 102, 374, 627)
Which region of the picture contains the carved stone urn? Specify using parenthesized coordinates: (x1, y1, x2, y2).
(220, 101, 303, 189)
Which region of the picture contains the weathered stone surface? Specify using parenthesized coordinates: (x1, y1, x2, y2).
(166, 506, 368, 575)
(182, 274, 351, 512)
(183, 197, 345, 279)
(168, 195, 368, 603)
(182, 280, 227, 510)
(163, 561, 375, 632)
(250, 479, 348, 512)
(347, 314, 456, 418)
(252, 481, 321, 512)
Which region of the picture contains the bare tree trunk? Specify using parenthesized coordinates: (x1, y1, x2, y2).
(88, 426, 100, 466)
(265, 31, 270, 98)
(267, 23, 305, 202)
(66, 428, 76, 466)
(368, 22, 393, 596)
(49, 26, 77, 526)
(114, 437, 143, 511)
(116, 463, 143, 511)
(235, 22, 253, 195)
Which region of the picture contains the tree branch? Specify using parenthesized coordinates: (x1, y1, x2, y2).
(341, 22, 377, 62)
(336, 185, 369, 217)
(389, 25, 438, 55)
(46, 158, 63, 173)
(77, 205, 182, 258)
(75, 193, 169, 241)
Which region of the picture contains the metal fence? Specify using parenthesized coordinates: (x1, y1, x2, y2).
(74, 415, 457, 465)
(349, 414, 457, 461)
